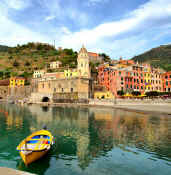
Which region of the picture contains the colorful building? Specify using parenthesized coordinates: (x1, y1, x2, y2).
(162, 71, 171, 92)
(33, 70, 46, 78)
(9, 77, 25, 87)
(94, 91, 114, 99)
(98, 61, 163, 97)
(88, 52, 103, 63)
(64, 69, 78, 78)
(50, 61, 62, 69)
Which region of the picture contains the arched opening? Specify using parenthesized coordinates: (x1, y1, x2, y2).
(42, 97, 50, 102)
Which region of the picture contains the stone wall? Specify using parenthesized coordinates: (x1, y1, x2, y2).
(30, 92, 53, 103)
(8, 86, 32, 100)
(53, 92, 89, 103)
(89, 98, 171, 106)
(0, 86, 9, 98)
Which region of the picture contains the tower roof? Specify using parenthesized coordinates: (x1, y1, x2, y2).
(79, 45, 88, 54)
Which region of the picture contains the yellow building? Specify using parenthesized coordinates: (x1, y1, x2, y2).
(64, 69, 78, 78)
(144, 65, 152, 91)
(9, 77, 25, 88)
(94, 91, 114, 99)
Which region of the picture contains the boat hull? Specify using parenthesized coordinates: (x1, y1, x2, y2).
(17, 129, 53, 165)
(20, 149, 49, 165)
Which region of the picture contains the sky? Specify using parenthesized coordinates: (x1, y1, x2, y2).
(0, 0, 171, 59)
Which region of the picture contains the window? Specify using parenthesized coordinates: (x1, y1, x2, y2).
(71, 88, 73, 92)
(54, 88, 56, 92)
(134, 85, 136, 89)
(141, 86, 143, 90)
(166, 81, 168, 86)
(48, 83, 50, 88)
(62, 88, 64, 92)
(119, 71, 121, 76)
(42, 83, 44, 88)
(165, 76, 168, 79)
(121, 77, 123, 81)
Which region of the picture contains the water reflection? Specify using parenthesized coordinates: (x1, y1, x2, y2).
(0, 103, 170, 175)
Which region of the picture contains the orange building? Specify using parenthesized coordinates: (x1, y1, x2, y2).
(162, 71, 171, 92)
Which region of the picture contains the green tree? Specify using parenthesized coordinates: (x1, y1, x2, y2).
(13, 60, 19, 67)
(131, 91, 141, 96)
(117, 90, 125, 96)
(145, 91, 159, 97)
(25, 61, 31, 66)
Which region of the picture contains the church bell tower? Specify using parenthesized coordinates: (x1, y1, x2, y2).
(77, 45, 90, 78)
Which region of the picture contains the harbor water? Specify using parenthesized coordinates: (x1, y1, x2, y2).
(0, 103, 170, 175)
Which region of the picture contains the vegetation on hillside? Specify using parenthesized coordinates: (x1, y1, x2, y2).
(132, 44, 171, 71)
(0, 42, 78, 79)
(0, 42, 107, 80)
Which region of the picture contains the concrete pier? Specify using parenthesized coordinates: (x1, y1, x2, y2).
(0, 167, 36, 175)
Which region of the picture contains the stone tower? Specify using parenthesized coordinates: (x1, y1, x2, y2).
(77, 45, 90, 78)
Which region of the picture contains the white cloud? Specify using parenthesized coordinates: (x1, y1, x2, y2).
(0, 0, 171, 59)
(87, 0, 109, 6)
(4, 0, 31, 10)
(0, 1, 49, 46)
(57, 0, 171, 57)
(45, 15, 56, 21)
(41, 0, 89, 26)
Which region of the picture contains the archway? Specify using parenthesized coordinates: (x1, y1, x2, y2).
(42, 97, 50, 102)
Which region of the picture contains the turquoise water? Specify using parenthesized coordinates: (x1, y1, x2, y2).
(0, 103, 171, 175)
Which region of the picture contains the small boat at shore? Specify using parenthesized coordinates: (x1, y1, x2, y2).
(17, 129, 53, 165)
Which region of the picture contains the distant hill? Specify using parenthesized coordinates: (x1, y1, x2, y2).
(132, 44, 171, 71)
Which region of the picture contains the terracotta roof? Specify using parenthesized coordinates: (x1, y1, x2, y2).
(10, 77, 25, 80)
(88, 52, 99, 57)
(0, 79, 9, 86)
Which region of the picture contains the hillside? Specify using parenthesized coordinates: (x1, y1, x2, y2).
(132, 44, 171, 71)
(0, 42, 78, 79)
